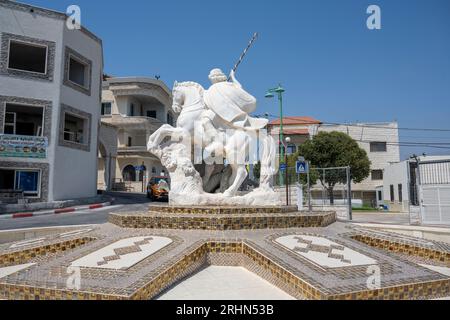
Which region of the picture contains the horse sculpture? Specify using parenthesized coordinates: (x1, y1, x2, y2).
(147, 80, 277, 201)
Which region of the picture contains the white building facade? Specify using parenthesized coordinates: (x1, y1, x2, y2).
(383, 155, 450, 221)
(0, 0, 103, 203)
(268, 117, 400, 206)
(318, 122, 400, 206)
(100, 77, 174, 192)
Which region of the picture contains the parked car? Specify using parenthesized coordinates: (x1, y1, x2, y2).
(147, 176, 170, 201)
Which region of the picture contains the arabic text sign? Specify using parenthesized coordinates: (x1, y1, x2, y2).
(0, 134, 48, 159)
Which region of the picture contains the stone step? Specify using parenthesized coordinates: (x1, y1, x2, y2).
(109, 211, 336, 230)
(147, 205, 298, 215)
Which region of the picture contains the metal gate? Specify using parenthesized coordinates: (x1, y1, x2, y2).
(273, 165, 352, 220)
(417, 159, 450, 225)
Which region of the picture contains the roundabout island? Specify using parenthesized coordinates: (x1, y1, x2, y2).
(0, 69, 449, 301)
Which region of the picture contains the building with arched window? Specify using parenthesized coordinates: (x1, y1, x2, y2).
(100, 77, 175, 192)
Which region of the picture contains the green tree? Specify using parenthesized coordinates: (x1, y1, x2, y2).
(295, 131, 371, 204)
(253, 161, 261, 180)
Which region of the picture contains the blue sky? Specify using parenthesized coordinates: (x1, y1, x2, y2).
(23, 0, 450, 159)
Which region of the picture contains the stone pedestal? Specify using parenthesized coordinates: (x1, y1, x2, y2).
(109, 205, 336, 230)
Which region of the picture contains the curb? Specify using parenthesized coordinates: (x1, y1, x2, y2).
(0, 201, 113, 220)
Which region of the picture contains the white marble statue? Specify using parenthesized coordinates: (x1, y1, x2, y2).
(147, 68, 280, 206)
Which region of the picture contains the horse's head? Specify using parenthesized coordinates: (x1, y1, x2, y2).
(172, 81, 205, 114)
(172, 81, 184, 114)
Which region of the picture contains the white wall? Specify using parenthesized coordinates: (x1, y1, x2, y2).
(52, 27, 103, 200)
(383, 161, 409, 211)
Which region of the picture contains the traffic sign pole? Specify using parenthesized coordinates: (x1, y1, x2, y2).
(307, 161, 312, 212)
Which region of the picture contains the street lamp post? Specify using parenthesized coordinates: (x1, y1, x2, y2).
(282, 137, 291, 206)
(265, 85, 285, 186)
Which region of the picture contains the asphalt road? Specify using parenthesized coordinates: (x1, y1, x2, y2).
(0, 193, 155, 231)
(0, 195, 416, 231)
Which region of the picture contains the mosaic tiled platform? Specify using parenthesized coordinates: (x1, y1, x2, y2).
(109, 208, 336, 230)
(148, 205, 299, 215)
(0, 223, 449, 300)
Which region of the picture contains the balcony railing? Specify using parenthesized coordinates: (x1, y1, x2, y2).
(118, 145, 148, 152)
(101, 114, 163, 131)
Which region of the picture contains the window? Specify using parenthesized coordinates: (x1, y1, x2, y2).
(4, 104, 44, 136)
(371, 170, 383, 180)
(63, 47, 92, 95)
(64, 113, 87, 144)
(286, 144, 297, 155)
(8, 41, 47, 74)
(127, 136, 132, 147)
(398, 184, 403, 202)
(0, 169, 14, 190)
(377, 190, 382, 201)
(68, 55, 89, 87)
(101, 102, 112, 115)
(147, 110, 157, 119)
(15, 170, 39, 196)
(370, 142, 387, 152)
(390, 185, 395, 202)
(59, 104, 91, 152)
(0, 169, 40, 197)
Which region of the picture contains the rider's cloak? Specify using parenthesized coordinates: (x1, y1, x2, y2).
(204, 82, 268, 130)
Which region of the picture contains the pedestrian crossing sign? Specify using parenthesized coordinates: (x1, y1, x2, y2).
(296, 161, 308, 174)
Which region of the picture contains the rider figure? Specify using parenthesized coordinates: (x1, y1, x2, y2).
(203, 68, 267, 131)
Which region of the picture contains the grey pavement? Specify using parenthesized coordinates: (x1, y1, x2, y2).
(0, 199, 432, 231)
(350, 211, 411, 225)
(0, 193, 156, 231)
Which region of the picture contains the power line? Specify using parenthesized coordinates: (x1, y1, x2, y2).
(356, 140, 450, 150)
(322, 122, 450, 132)
(261, 115, 450, 132)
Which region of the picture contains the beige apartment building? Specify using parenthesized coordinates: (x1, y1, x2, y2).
(268, 117, 400, 206)
(99, 77, 175, 192)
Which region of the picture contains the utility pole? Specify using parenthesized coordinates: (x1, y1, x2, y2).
(347, 166, 352, 221)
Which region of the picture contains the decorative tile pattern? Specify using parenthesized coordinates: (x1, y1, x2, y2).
(275, 234, 377, 268)
(349, 232, 450, 264)
(109, 211, 336, 230)
(148, 205, 299, 215)
(0, 222, 448, 300)
(0, 237, 95, 267)
(71, 236, 172, 270)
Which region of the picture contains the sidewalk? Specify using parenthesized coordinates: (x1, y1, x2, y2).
(0, 200, 113, 220)
(0, 194, 114, 215)
(350, 211, 411, 225)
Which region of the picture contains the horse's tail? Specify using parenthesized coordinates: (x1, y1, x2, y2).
(260, 134, 277, 188)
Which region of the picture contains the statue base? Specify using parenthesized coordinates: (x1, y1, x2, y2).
(109, 205, 336, 230)
(168, 188, 283, 206)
